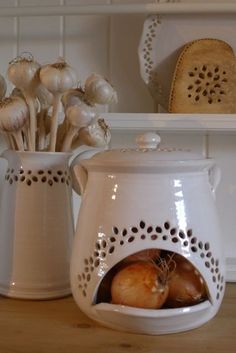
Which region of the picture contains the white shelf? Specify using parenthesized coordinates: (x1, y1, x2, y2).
(104, 113, 236, 132)
(0, 2, 236, 17)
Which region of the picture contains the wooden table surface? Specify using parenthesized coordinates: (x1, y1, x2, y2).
(0, 283, 235, 353)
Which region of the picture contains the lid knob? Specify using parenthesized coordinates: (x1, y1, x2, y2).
(136, 132, 161, 149)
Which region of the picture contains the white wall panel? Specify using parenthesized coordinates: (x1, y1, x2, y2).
(179, 0, 235, 2)
(66, 1, 110, 4)
(208, 135, 236, 260)
(112, 0, 151, 3)
(0, 17, 16, 85)
(18, 0, 61, 5)
(109, 14, 153, 113)
(0, 1, 16, 7)
(17, 16, 62, 63)
(64, 15, 110, 84)
(0, 13, 17, 194)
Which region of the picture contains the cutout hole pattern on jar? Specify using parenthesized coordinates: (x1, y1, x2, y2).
(76, 220, 224, 302)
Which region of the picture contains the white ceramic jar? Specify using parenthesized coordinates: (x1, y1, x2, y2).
(70, 133, 225, 335)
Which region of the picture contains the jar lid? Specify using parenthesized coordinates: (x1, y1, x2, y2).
(83, 132, 205, 167)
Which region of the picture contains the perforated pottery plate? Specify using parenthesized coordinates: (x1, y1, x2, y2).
(138, 13, 236, 112)
(169, 38, 236, 113)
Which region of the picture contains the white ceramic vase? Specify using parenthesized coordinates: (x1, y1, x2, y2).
(0, 150, 74, 299)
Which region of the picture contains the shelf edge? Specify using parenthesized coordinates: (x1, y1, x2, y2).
(0, 3, 236, 17)
(103, 113, 236, 132)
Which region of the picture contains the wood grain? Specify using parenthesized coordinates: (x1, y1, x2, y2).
(0, 283, 235, 353)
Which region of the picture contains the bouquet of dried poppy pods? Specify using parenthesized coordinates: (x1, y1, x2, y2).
(0, 52, 117, 152)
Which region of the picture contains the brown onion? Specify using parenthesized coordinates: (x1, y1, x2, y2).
(111, 261, 169, 309)
(165, 255, 207, 308)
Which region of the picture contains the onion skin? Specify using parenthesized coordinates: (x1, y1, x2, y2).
(111, 261, 169, 309)
(165, 256, 207, 308)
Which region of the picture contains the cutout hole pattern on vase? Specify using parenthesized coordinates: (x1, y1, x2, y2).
(77, 220, 224, 301)
(4, 167, 71, 187)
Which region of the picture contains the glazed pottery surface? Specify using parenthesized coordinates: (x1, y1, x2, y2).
(70, 133, 225, 334)
(0, 150, 74, 299)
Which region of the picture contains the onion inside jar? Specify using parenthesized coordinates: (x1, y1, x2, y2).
(111, 261, 169, 309)
(165, 254, 207, 308)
